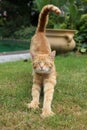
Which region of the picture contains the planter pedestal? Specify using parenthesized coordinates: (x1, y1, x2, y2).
(46, 29, 76, 53)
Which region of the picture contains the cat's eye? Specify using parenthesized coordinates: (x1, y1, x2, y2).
(44, 62, 48, 65)
(49, 63, 53, 67)
(44, 62, 49, 65)
(38, 61, 41, 64)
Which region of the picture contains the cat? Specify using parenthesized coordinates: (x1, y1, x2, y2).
(27, 5, 61, 117)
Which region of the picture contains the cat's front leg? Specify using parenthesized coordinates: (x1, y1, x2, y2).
(41, 82, 55, 117)
(27, 84, 41, 109)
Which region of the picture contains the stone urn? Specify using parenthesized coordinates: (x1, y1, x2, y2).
(46, 29, 76, 53)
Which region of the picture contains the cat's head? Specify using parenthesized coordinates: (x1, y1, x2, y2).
(30, 51, 56, 74)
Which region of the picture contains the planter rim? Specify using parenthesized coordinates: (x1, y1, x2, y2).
(46, 28, 76, 33)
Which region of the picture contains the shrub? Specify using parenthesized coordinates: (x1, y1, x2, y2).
(35, 0, 81, 29)
(13, 26, 36, 40)
(75, 14, 87, 54)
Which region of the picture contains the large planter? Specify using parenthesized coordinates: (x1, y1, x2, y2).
(46, 29, 76, 53)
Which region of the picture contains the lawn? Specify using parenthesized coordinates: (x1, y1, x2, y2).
(0, 55, 87, 130)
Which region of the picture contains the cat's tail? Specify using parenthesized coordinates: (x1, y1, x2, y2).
(36, 4, 61, 33)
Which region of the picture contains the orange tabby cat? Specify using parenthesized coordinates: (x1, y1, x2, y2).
(28, 5, 61, 117)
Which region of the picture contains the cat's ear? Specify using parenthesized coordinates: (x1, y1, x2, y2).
(30, 51, 35, 59)
(50, 50, 56, 59)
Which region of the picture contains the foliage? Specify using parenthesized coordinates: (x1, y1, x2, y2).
(1, 20, 21, 38)
(0, 0, 87, 54)
(35, 0, 87, 54)
(35, 0, 67, 29)
(75, 14, 87, 54)
(35, 0, 82, 29)
(0, 26, 35, 52)
(0, 0, 34, 37)
(64, 0, 80, 29)
(13, 26, 36, 40)
(0, 55, 87, 129)
(35, 0, 66, 11)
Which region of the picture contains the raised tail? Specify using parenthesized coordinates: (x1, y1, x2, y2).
(36, 4, 61, 33)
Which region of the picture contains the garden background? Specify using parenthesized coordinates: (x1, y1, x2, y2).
(0, 0, 87, 53)
(0, 1, 87, 130)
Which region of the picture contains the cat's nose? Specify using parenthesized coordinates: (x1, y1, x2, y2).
(40, 66, 43, 70)
(40, 63, 44, 69)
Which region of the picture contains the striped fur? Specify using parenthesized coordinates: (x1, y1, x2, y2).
(36, 4, 61, 32)
(28, 5, 61, 118)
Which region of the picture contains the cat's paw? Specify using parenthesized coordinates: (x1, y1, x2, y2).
(27, 101, 39, 109)
(41, 110, 55, 118)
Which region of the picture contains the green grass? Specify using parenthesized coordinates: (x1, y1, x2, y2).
(0, 55, 87, 130)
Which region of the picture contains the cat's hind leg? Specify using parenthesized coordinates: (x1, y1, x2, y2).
(41, 82, 55, 117)
(27, 84, 41, 109)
